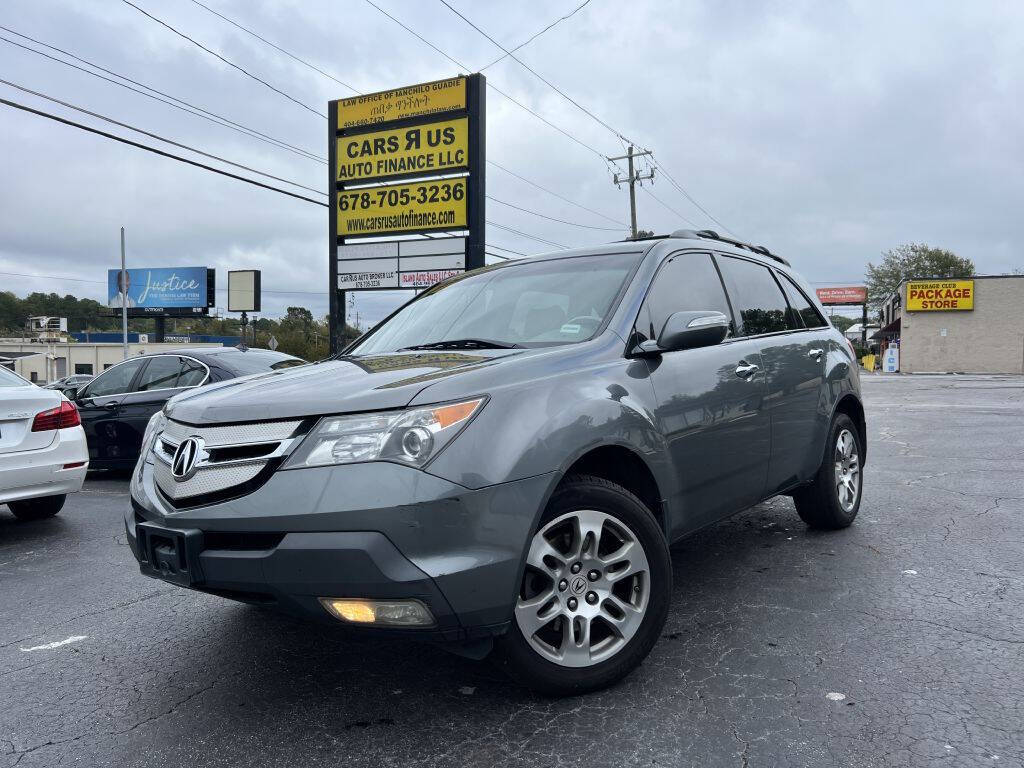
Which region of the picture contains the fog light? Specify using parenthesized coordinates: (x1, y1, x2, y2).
(319, 598, 435, 627)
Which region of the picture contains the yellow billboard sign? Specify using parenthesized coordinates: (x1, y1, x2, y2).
(906, 280, 975, 311)
(336, 177, 467, 237)
(336, 117, 468, 183)
(337, 77, 467, 129)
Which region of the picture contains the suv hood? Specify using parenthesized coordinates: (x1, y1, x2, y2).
(165, 350, 518, 424)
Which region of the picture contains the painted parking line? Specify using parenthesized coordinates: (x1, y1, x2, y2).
(20, 635, 88, 652)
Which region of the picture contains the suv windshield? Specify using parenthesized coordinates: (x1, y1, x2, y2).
(351, 252, 641, 355)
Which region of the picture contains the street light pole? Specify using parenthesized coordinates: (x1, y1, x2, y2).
(120, 227, 128, 360)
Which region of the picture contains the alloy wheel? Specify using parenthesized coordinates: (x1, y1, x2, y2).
(514, 509, 650, 668)
(834, 428, 861, 512)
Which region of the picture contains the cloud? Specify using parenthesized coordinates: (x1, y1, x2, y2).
(1, 0, 1022, 330)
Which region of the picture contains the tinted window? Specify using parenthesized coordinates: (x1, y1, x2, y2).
(177, 358, 208, 387)
(717, 256, 792, 336)
(637, 252, 733, 342)
(85, 358, 145, 397)
(137, 356, 184, 391)
(779, 273, 827, 328)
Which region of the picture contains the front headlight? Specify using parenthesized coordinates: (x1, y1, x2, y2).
(141, 410, 167, 460)
(282, 397, 485, 470)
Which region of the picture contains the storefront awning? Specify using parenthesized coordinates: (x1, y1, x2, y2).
(871, 317, 900, 340)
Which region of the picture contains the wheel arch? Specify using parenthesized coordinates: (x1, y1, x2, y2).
(832, 393, 867, 464)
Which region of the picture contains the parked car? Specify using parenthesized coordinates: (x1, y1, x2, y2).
(76, 347, 304, 469)
(126, 230, 865, 695)
(43, 374, 94, 396)
(0, 366, 88, 520)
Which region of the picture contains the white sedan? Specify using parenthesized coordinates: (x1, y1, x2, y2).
(0, 366, 88, 520)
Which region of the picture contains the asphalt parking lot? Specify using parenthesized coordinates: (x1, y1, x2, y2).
(2, 374, 1022, 768)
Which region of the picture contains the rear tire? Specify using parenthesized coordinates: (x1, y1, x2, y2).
(495, 475, 671, 696)
(793, 414, 862, 529)
(7, 494, 66, 521)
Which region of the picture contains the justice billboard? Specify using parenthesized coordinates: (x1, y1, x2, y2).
(107, 267, 213, 315)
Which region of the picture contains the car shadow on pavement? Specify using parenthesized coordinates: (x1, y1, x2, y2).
(171, 495, 850, 712)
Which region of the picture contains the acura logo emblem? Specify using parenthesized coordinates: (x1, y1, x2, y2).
(171, 436, 205, 481)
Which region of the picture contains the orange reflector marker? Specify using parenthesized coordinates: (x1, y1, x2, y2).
(431, 398, 483, 429)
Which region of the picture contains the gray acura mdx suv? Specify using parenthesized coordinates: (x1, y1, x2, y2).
(127, 230, 865, 695)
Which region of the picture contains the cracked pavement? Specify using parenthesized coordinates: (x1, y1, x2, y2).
(2, 374, 1022, 767)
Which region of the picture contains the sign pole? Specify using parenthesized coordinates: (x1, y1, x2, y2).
(328, 102, 341, 354)
(465, 73, 486, 271)
(120, 226, 128, 359)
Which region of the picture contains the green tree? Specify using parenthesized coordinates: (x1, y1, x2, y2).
(829, 315, 856, 333)
(865, 243, 974, 311)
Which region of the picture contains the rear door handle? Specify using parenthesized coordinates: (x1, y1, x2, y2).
(808, 348, 824, 359)
(103, 401, 119, 410)
(735, 361, 760, 379)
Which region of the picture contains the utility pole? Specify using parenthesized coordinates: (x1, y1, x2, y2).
(119, 227, 129, 359)
(609, 145, 654, 239)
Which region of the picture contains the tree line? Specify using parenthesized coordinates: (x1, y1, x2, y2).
(0, 291, 359, 362)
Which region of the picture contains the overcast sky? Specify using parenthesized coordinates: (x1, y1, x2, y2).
(1, 0, 1022, 327)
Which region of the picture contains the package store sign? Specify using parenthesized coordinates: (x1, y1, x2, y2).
(816, 286, 867, 305)
(337, 178, 467, 237)
(337, 77, 467, 129)
(906, 280, 975, 311)
(337, 238, 466, 290)
(337, 117, 468, 183)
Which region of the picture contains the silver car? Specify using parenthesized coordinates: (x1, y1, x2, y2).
(126, 230, 865, 695)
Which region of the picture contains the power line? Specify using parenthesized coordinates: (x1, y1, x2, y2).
(362, 0, 609, 162)
(487, 160, 624, 225)
(0, 97, 329, 207)
(0, 27, 324, 163)
(0, 79, 326, 196)
(188, 0, 360, 94)
(430, 3, 738, 235)
(487, 242, 530, 257)
(120, 0, 327, 119)
(438, 0, 640, 149)
(640, 186, 700, 228)
(167, 6, 624, 228)
(487, 221, 567, 249)
(2, 96, 572, 254)
(647, 157, 735, 236)
(487, 196, 622, 231)
(479, 0, 594, 71)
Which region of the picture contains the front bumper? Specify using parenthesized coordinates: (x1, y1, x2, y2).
(0, 426, 88, 505)
(127, 458, 556, 641)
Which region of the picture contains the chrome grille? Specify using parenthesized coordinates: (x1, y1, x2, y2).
(153, 418, 303, 505)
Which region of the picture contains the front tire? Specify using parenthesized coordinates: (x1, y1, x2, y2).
(7, 494, 66, 521)
(495, 475, 671, 696)
(793, 413, 862, 529)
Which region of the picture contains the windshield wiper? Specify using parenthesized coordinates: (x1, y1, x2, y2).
(399, 338, 521, 351)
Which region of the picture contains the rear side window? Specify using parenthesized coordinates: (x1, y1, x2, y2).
(716, 256, 792, 336)
(85, 358, 145, 397)
(177, 358, 208, 387)
(637, 252, 733, 342)
(137, 356, 184, 391)
(778, 273, 828, 328)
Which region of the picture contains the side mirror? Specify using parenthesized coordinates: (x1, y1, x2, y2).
(64, 386, 79, 400)
(638, 311, 730, 355)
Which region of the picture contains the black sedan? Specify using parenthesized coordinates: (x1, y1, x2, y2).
(73, 347, 304, 469)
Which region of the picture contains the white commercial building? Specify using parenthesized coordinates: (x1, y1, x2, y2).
(0, 341, 223, 384)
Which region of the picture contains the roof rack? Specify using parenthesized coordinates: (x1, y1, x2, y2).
(669, 229, 791, 267)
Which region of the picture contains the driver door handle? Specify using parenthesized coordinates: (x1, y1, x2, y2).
(103, 401, 119, 410)
(735, 361, 760, 379)
(808, 347, 824, 359)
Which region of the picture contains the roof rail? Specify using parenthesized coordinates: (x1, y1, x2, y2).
(669, 228, 791, 267)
